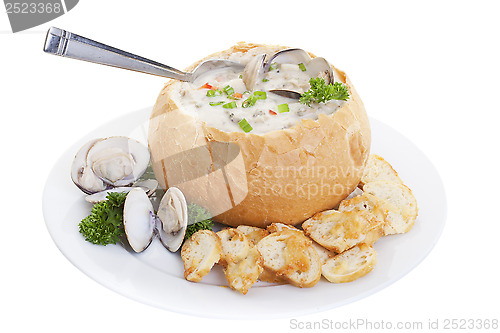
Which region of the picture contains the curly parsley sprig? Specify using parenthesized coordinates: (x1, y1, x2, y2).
(299, 77, 350, 106)
(78, 192, 127, 245)
(184, 203, 214, 240)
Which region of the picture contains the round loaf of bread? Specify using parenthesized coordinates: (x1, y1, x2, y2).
(148, 42, 371, 228)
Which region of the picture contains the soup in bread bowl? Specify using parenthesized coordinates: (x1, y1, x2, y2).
(148, 42, 370, 228)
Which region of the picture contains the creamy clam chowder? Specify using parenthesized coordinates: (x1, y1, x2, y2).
(171, 56, 346, 135)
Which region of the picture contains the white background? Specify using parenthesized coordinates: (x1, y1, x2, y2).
(1, 0, 499, 332)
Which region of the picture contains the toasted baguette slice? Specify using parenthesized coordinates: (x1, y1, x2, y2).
(257, 230, 321, 288)
(216, 228, 250, 265)
(363, 180, 418, 233)
(236, 225, 269, 246)
(262, 224, 308, 283)
(339, 192, 403, 236)
(322, 243, 377, 283)
(235, 225, 284, 283)
(223, 247, 264, 295)
(267, 222, 301, 234)
(302, 210, 383, 253)
(311, 241, 337, 265)
(360, 154, 403, 188)
(258, 267, 286, 284)
(181, 230, 221, 282)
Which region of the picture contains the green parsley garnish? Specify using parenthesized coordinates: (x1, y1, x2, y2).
(185, 203, 214, 240)
(299, 77, 350, 106)
(78, 192, 127, 245)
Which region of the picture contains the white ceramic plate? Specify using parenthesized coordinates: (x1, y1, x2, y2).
(42, 107, 446, 319)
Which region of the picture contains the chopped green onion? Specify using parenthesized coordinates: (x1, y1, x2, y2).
(239, 74, 243, 79)
(269, 62, 278, 71)
(209, 101, 224, 106)
(206, 89, 222, 97)
(278, 103, 290, 113)
(223, 101, 237, 109)
(222, 85, 235, 96)
(262, 78, 269, 82)
(239, 118, 253, 133)
(298, 63, 307, 71)
(253, 91, 267, 100)
(242, 95, 257, 108)
(242, 91, 267, 108)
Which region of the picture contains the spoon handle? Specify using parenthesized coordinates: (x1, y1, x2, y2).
(43, 27, 190, 81)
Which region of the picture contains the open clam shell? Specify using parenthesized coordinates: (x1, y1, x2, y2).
(242, 53, 266, 91)
(71, 136, 150, 194)
(71, 138, 107, 194)
(156, 187, 188, 252)
(122, 186, 188, 253)
(123, 187, 156, 253)
(242, 48, 334, 97)
(87, 136, 150, 187)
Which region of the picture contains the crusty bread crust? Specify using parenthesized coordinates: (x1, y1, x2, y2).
(149, 42, 371, 228)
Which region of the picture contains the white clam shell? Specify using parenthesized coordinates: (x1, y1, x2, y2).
(242, 53, 266, 91)
(71, 138, 107, 194)
(123, 187, 156, 253)
(71, 136, 151, 194)
(242, 48, 334, 97)
(87, 136, 150, 187)
(156, 187, 188, 252)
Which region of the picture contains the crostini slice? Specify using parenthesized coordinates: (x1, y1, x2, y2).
(181, 230, 222, 282)
(322, 243, 377, 283)
(256, 230, 321, 288)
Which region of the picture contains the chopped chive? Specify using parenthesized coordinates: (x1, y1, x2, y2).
(298, 63, 307, 71)
(262, 78, 269, 82)
(239, 118, 253, 133)
(253, 91, 267, 100)
(278, 103, 290, 113)
(239, 74, 243, 78)
(269, 62, 278, 71)
(222, 85, 235, 96)
(223, 101, 237, 109)
(206, 89, 222, 97)
(209, 101, 225, 106)
(242, 95, 257, 108)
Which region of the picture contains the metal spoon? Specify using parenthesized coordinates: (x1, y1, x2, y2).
(43, 27, 244, 82)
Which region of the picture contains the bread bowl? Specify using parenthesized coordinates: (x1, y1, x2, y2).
(148, 42, 371, 228)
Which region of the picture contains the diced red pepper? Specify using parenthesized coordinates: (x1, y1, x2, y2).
(269, 110, 277, 115)
(200, 83, 213, 90)
(232, 93, 243, 99)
